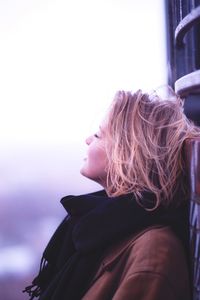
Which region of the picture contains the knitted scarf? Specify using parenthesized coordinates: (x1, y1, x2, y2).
(23, 190, 189, 300)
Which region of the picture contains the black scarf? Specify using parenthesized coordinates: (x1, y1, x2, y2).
(23, 190, 189, 300)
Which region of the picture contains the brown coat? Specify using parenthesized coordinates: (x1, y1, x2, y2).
(82, 225, 191, 300)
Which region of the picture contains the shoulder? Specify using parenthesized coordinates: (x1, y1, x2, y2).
(114, 226, 190, 298)
(83, 226, 191, 300)
(130, 225, 185, 259)
(103, 225, 186, 265)
(126, 226, 187, 274)
(96, 225, 188, 279)
(114, 226, 190, 299)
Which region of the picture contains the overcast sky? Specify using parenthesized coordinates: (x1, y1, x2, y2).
(0, 0, 167, 195)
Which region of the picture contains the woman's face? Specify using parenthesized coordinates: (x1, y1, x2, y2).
(80, 125, 108, 188)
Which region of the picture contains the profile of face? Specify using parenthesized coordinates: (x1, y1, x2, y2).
(80, 125, 108, 188)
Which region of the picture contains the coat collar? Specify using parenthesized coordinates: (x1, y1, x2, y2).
(60, 190, 188, 254)
(90, 225, 165, 283)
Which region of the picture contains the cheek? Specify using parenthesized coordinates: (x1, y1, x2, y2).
(88, 146, 107, 166)
(81, 144, 108, 181)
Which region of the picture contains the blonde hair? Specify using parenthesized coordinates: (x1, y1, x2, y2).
(104, 89, 200, 209)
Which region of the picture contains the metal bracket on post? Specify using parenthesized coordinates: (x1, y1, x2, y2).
(175, 6, 200, 46)
(175, 70, 200, 97)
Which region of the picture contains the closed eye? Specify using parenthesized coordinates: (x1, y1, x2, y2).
(94, 133, 100, 138)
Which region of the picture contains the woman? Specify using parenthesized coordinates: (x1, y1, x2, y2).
(24, 89, 200, 300)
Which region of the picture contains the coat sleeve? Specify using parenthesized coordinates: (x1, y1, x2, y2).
(113, 271, 176, 300)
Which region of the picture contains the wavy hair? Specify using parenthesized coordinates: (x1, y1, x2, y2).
(104, 89, 200, 209)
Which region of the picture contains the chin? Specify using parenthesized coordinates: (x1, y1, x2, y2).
(80, 168, 99, 183)
(80, 169, 86, 177)
(80, 170, 92, 180)
(80, 166, 90, 179)
(80, 163, 93, 179)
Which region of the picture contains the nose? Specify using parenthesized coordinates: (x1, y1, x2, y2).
(85, 135, 93, 145)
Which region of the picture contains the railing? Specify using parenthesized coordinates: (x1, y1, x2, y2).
(165, 2, 200, 299)
(185, 138, 200, 300)
(175, 6, 200, 46)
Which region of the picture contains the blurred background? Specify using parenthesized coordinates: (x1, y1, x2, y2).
(0, 0, 167, 299)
